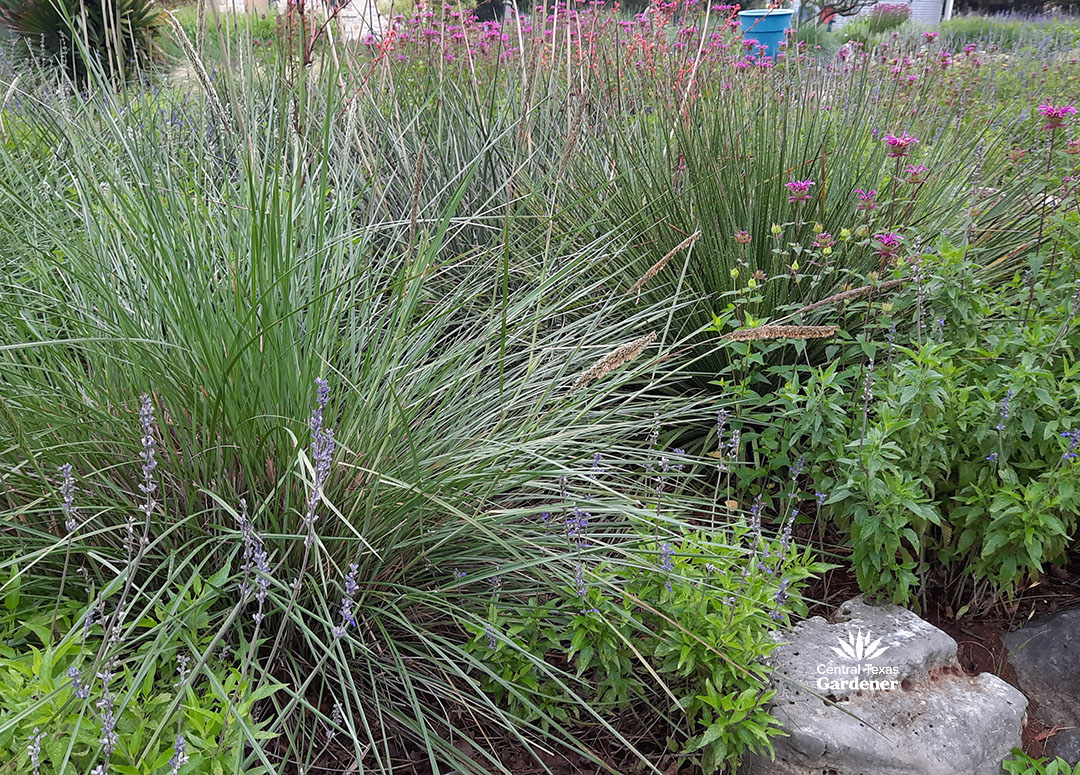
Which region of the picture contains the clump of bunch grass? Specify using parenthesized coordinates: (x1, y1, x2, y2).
(0, 42, 815, 774)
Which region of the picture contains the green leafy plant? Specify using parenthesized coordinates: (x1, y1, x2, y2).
(467, 525, 826, 774)
(1004, 748, 1080, 775)
(0, 566, 281, 774)
(710, 239, 1080, 607)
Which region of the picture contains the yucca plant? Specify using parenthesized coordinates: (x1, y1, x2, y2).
(0, 0, 162, 79)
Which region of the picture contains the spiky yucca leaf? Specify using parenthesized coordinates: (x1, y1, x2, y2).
(0, 0, 161, 79)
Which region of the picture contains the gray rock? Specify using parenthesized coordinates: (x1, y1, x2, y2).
(1050, 733, 1080, 766)
(1003, 608, 1080, 765)
(744, 597, 1027, 775)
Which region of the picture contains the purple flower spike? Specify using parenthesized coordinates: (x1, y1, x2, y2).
(996, 389, 1015, 432)
(59, 463, 78, 533)
(335, 562, 360, 638)
(237, 498, 272, 626)
(1061, 430, 1080, 461)
(304, 378, 336, 547)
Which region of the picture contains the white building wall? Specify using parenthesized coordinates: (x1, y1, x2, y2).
(909, 0, 943, 24)
(833, 0, 942, 29)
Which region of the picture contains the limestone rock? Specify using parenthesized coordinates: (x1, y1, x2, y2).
(744, 597, 1027, 775)
(1003, 608, 1080, 765)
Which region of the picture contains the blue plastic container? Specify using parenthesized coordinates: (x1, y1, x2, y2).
(737, 8, 794, 59)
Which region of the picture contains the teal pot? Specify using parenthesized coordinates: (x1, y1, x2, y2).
(738, 8, 794, 59)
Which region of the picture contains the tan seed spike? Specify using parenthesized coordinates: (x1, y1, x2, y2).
(721, 325, 837, 342)
(628, 230, 702, 297)
(572, 332, 658, 391)
(795, 279, 907, 314)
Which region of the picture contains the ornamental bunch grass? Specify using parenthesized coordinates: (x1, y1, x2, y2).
(560, 45, 1032, 375)
(0, 47, 803, 774)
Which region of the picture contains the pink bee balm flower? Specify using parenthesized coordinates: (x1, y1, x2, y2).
(883, 132, 919, 157)
(786, 179, 815, 202)
(904, 164, 929, 183)
(922, 31, 938, 40)
(733, 230, 752, 244)
(1037, 104, 1077, 132)
(873, 233, 903, 256)
(854, 189, 878, 211)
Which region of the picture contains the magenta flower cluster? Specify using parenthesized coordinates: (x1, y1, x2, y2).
(873, 232, 903, 257)
(883, 132, 919, 157)
(854, 188, 878, 210)
(904, 164, 929, 183)
(785, 179, 815, 202)
(1038, 104, 1077, 132)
